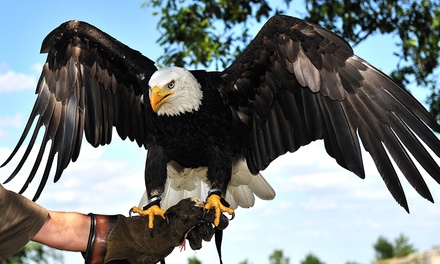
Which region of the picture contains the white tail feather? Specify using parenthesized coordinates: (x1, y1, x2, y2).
(139, 159, 276, 210)
(228, 185, 255, 208)
(248, 173, 276, 200)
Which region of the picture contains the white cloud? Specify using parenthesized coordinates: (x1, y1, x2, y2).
(31, 63, 43, 74)
(281, 172, 353, 191)
(0, 114, 22, 127)
(0, 114, 23, 139)
(1, 142, 145, 213)
(0, 70, 36, 92)
(299, 196, 338, 210)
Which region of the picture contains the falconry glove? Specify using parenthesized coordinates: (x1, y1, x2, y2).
(83, 198, 228, 264)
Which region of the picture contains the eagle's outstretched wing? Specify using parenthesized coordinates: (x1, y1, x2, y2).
(1, 21, 156, 200)
(219, 15, 440, 211)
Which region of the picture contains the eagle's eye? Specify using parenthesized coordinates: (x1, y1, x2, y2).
(167, 81, 175, 89)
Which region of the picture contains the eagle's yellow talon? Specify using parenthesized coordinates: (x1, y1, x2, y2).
(130, 205, 166, 229)
(204, 194, 234, 226)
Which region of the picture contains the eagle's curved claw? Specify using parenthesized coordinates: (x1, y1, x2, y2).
(204, 193, 234, 226)
(229, 211, 235, 221)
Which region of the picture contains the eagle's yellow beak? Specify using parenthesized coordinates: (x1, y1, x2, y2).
(150, 86, 174, 112)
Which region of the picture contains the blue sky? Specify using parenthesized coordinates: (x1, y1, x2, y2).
(1, 1, 439, 264)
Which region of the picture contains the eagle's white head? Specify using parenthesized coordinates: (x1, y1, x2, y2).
(148, 66, 203, 116)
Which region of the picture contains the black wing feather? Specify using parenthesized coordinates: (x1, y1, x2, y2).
(1, 20, 156, 200)
(219, 15, 440, 212)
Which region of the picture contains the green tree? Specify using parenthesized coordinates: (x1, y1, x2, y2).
(142, 0, 292, 69)
(374, 236, 395, 260)
(300, 253, 325, 264)
(373, 233, 416, 261)
(394, 233, 417, 258)
(142, 0, 440, 120)
(0, 242, 63, 264)
(188, 256, 202, 264)
(269, 249, 290, 264)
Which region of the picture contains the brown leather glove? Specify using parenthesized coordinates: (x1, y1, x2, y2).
(83, 198, 229, 264)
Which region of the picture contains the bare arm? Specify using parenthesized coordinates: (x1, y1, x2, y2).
(32, 211, 91, 252)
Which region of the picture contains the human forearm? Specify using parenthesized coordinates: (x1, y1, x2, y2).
(32, 211, 91, 252)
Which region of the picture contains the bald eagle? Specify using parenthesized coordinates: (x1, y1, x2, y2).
(3, 16, 440, 227)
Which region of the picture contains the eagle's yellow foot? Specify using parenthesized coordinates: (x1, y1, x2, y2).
(129, 205, 168, 236)
(204, 193, 235, 226)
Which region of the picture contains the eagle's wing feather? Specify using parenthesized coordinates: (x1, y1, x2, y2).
(2, 21, 156, 200)
(219, 15, 440, 211)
